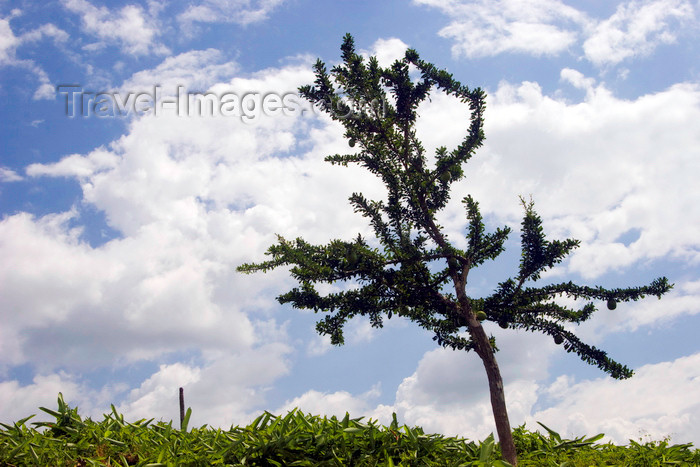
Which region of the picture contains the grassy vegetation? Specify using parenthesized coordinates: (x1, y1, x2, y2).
(1, 394, 698, 466)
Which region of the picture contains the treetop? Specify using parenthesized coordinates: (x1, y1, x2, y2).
(238, 34, 673, 380)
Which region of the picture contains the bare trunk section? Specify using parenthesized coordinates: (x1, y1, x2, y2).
(471, 319, 518, 465)
(453, 274, 518, 465)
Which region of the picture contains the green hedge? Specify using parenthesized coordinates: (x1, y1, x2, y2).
(1, 394, 698, 466)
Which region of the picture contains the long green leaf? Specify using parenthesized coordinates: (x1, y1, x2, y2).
(180, 407, 192, 432)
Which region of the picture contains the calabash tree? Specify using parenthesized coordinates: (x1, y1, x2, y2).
(237, 34, 672, 466)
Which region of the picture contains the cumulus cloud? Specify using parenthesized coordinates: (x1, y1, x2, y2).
(3, 53, 385, 422)
(0, 11, 20, 64)
(369, 342, 700, 444)
(559, 67, 595, 92)
(27, 149, 120, 179)
(530, 353, 700, 443)
(178, 0, 286, 28)
(118, 49, 239, 96)
(0, 167, 23, 182)
(116, 345, 292, 427)
(253, 310, 700, 444)
(62, 0, 168, 56)
(0, 9, 67, 99)
(20, 22, 70, 44)
(571, 280, 700, 344)
(360, 37, 410, 67)
(583, 0, 695, 66)
(39, 49, 240, 121)
(0, 201, 294, 424)
(306, 332, 332, 357)
(379, 331, 553, 439)
(0, 373, 94, 424)
(0, 208, 262, 371)
(415, 0, 697, 67)
(413, 0, 588, 58)
(417, 76, 700, 278)
(276, 385, 382, 420)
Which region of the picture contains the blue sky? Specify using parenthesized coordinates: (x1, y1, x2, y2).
(1, 0, 699, 445)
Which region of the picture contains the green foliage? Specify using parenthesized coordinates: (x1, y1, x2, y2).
(0, 393, 214, 466)
(236, 33, 673, 380)
(512, 423, 700, 466)
(223, 410, 505, 466)
(0, 398, 512, 466)
(2, 399, 699, 466)
(236, 33, 675, 466)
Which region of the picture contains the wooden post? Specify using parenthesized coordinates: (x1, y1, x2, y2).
(179, 387, 185, 429)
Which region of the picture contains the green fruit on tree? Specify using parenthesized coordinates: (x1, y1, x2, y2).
(349, 138, 356, 147)
(498, 320, 508, 329)
(607, 298, 617, 310)
(554, 335, 564, 345)
(475, 310, 487, 321)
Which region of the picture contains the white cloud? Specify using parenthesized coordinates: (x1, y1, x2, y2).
(0, 201, 295, 424)
(0, 167, 23, 182)
(0, 373, 91, 424)
(33, 83, 55, 100)
(0, 10, 67, 99)
(530, 353, 700, 443)
(20, 23, 69, 44)
(2, 54, 384, 422)
(416, 0, 698, 68)
(573, 280, 700, 341)
(178, 0, 286, 28)
(346, 318, 379, 345)
(0, 206, 263, 370)
(27, 149, 120, 179)
(378, 331, 553, 439)
(413, 0, 588, 58)
(361, 37, 410, 67)
(118, 362, 201, 423)
(119, 49, 238, 96)
(116, 345, 291, 427)
(369, 332, 700, 444)
(560, 67, 595, 92)
(62, 0, 168, 56)
(0, 343, 292, 428)
(0, 11, 21, 63)
(306, 332, 332, 356)
(28, 56, 385, 239)
(583, 0, 695, 66)
(276, 385, 382, 420)
(420, 77, 700, 278)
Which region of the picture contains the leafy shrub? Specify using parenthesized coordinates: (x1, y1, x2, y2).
(1, 394, 698, 466)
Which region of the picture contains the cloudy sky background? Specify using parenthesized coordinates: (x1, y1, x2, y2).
(1, 0, 699, 445)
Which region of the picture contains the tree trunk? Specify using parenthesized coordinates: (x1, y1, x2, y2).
(469, 317, 518, 466)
